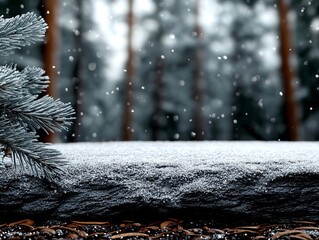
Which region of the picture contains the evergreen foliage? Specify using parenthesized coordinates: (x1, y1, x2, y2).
(0, 12, 74, 179)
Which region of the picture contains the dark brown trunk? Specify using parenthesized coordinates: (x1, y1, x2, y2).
(278, 0, 299, 141)
(193, 0, 204, 140)
(122, 0, 135, 141)
(41, 0, 57, 143)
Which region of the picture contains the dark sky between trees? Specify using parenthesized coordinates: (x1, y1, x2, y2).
(0, 0, 318, 142)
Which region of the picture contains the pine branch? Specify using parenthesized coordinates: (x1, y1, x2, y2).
(0, 12, 74, 180)
(0, 95, 74, 134)
(21, 66, 50, 96)
(0, 66, 24, 97)
(0, 65, 75, 134)
(0, 117, 67, 180)
(0, 13, 74, 180)
(0, 65, 49, 97)
(0, 12, 47, 56)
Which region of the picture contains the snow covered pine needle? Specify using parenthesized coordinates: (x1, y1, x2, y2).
(0, 12, 74, 180)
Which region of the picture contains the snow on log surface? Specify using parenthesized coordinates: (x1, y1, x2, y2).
(1, 141, 319, 224)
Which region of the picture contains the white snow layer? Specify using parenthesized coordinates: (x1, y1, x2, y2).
(52, 141, 319, 202)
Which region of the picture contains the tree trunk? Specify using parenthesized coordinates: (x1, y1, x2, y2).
(151, 1, 165, 141)
(192, 0, 205, 140)
(68, 0, 83, 142)
(277, 0, 299, 141)
(41, 0, 58, 143)
(151, 56, 164, 140)
(122, 0, 135, 141)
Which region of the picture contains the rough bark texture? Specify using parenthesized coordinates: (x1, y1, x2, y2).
(0, 142, 319, 225)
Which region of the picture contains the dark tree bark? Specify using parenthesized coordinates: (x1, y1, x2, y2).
(122, 0, 135, 141)
(68, 0, 84, 142)
(277, 0, 299, 141)
(151, 56, 164, 140)
(41, 0, 58, 143)
(192, 0, 205, 140)
(151, 1, 165, 141)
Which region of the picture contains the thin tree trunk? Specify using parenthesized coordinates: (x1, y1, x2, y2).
(151, 1, 165, 141)
(193, 0, 204, 140)
(278, 0, 299, 141)
(41, 0, 57, 143)
(152, 56, 164, 140)
(122, 0, 134, 141)
(69, 0, 83, 142)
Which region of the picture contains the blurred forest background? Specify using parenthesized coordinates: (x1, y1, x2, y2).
(0, 0, 318, 142)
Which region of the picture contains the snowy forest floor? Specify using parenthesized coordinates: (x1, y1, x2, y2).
(1, 141, 319, 231)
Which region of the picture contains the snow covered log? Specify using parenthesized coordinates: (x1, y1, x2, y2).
(1, 142, 319, 224)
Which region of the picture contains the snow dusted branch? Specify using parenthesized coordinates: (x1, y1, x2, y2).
(0, 13, 47, 55)
(0, 13, 74, 179)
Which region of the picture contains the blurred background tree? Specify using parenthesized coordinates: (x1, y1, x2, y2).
(1, 0, 318, 141)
